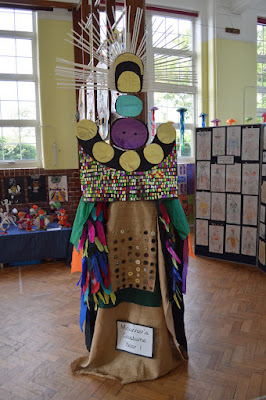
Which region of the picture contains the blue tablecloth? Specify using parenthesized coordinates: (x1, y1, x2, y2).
(0, 223, 72, 265)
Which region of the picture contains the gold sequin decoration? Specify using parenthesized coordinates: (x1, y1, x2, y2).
(92, 141, 115, 163)
(143, 143, 164, 164)
(76, 119, 97, 141)
(157, 122, 176, 144)
(119, 150, 140, 172)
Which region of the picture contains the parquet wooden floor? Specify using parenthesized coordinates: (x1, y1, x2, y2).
(0, 253, 265, 400)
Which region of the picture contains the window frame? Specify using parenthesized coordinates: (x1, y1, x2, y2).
(0, 9, 42, 168)
(146, 9, 197, 163)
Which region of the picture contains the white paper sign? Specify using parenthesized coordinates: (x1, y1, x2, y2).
(217, 155, 234, 164)
(116, 321, 153, 358)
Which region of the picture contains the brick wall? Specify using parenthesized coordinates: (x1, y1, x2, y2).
(0, 168, 81, 224)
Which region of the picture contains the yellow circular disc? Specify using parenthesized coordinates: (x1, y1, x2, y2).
(92, 141, 115, 163)
(119, 150, 140, 172)
(76, 119, 97, 141)
(157, 122, 176, 144)
(143, 143, 164, 164)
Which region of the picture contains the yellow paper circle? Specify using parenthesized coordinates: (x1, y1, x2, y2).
(117, 71, 141, 93)
(119, 150, 140, 172)
(92, 142, 115, 163)
(143, 143, 164, 164)
(157, 122, 176, 144)
(76, 119, 97, 141)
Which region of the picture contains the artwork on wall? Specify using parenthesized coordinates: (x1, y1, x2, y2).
(242, 196, 258, 226)
(196, 191, 210, 219)
(259, 240, 265, 265)
(225, 224, 240, 254)
(211, 164, 225, 192)
(195, 124, 262, 267)
(242, 127, 260, 161)
(195, 219, 208, 246)
(226, 164, 241, 192)
(48, 175, 68, 203)
(242, 164, 259, 195)
(211, 192, 225, 221)
(4, 177, 25, 204)
(241, 226, 257, 257)
(27, 175, 47, 202)
(227, 126, 241, 156)
(226, 194, 241, 225)
(197, 130, 211, 160)
(196, 161, 210, 190)
(212, 127, 225, 156)
(209, 225, 224, 254)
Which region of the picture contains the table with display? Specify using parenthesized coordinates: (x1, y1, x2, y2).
(0, 223, 72, 266)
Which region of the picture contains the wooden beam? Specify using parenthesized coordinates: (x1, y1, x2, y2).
(0, 0, 77, 11)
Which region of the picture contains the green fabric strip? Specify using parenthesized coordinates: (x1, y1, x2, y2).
(98, 287, 161, 308)
(163, 198, 190, 240)
(70, 197, 95, 250)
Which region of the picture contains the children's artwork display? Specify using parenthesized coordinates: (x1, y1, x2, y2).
(197, 130, 211, 160)
(212, 127, 225, 156)
(197, 161, 210, 190)
(211, 164, 225, 192)
(48, 176, 68, 203)
(4, 177, 25, 204)
(196, 191, 210, 219)
(258, 125, 266, 272)
(225, 224, 240, 254)
(196, 219, 208, 246)
(226, 194, 241, 225)
(195, 124, 262, 267)
(242, 196, 258, 226)
(242, 164, 259, 195)
(211, 192, 225, 221)
(27, 175, 47, 202)
(226, 164, 241, 192)
(209, 225, 224, 254)
(242, 127, 260, 161)
(227, 126, 241, 156)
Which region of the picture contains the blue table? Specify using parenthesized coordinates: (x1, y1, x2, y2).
(0, 223, 72, 265)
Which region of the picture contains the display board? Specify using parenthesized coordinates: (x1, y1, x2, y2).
(258, 125, 266, 272)
(195, 124, 262, 267)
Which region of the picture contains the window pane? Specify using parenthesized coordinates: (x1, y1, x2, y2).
(258, 74, 262, 86)
(257, 93, 263, 108)
(258, 24, 263, 40)
(258, 41, 263, 55)
(17, 57, 33, 74)
(257, 63, 262, 74)
(21, 143, 36, 160)
(0, 81, 17, 100)
(21, 127, 36, 143)
(18, 82, 35, 101)
(2, 127, 19, 143)
(1, 101, 19, 119)
(0, 9, 15, 31)
(0, 38, 16, 56)
(179, 19, 192, 36)
(0, 56, 16, 73)
(19, 101, 36, 119)
(16, 39, 32, 57)
(15, 10, 33, 32)
(4, 143, 21, 160)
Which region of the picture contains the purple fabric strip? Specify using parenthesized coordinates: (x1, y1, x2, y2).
(166, 240, 181, 264)
(78, 226, 87, 251)
(182, 238, 189, 294)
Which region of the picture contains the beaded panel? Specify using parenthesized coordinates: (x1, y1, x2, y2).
(79, 144, 178, 202)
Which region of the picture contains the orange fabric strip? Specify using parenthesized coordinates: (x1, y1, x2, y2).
(71, 246, 83, 274)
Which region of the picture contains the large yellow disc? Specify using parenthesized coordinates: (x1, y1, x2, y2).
(157, 122, 176, 144)
(92, 142, 115, 163)
(76, 119, 97, 141)
(143, 143, 164, 164)
(119, 150, 140, 172)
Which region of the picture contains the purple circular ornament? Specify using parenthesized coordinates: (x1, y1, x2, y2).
(110, 118, 148, 150)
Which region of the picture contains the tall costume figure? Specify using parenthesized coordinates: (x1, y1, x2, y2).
(63, 6, 195, 384)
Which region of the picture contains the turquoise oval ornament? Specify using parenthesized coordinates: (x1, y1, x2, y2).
(115, 95, 143, 117)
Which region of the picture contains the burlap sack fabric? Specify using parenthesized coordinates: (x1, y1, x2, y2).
(71, 201, 186, 384)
